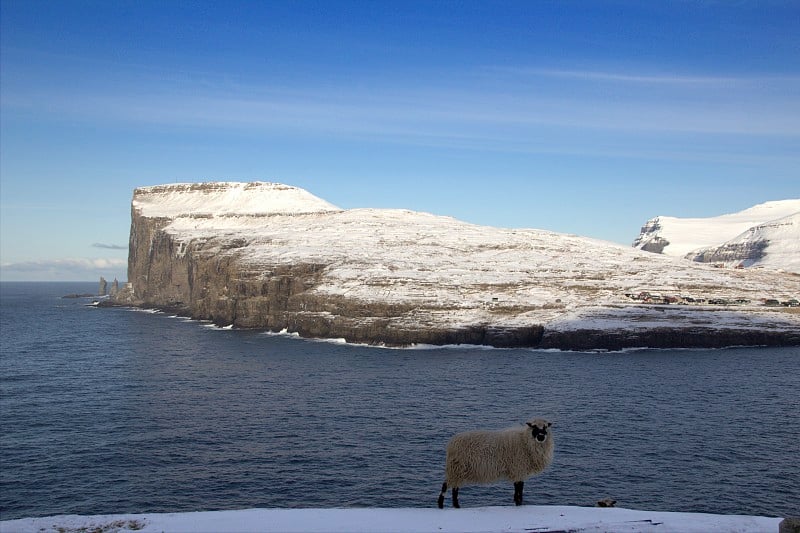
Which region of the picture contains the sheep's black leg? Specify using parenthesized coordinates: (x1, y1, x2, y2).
(452, 487, 460, 508)
(513, 481, 524, 506)
(438, 482, 447, 509)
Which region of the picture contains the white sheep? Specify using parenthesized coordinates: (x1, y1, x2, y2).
(437, 418, 553, 508)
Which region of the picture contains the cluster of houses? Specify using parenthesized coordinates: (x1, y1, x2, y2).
(624, 291, 799, 308)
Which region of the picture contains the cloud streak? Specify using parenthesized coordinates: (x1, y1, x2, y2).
(495, 67, 800, 86)
(4, 55, 799, 164)
(0, 258, 127, 281)
(15, 75, 799, 136)
(92, 243, 127, 250)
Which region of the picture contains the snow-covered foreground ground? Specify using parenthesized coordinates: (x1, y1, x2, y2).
(1, 506, 783, 533)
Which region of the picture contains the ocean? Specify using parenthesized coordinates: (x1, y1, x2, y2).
(1, 282, 798, 521)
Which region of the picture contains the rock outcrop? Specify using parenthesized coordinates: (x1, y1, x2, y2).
(114, 182, 800, 349)
(687, 240, 769, 266)
(632, 218, 670, 254)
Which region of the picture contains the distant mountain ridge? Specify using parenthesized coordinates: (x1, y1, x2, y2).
(632, 200, 800, 273)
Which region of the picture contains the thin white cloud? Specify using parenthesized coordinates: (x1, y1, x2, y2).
(18, 79, 795, 138)
(0, 258, 127, 281)
(4, 55, 799, 160)
(486, 65, 800, 86)
(496, 67, 742, 85)
(92, 243, 127, 250)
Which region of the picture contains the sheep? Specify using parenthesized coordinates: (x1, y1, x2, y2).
(437, 418, 553, 509)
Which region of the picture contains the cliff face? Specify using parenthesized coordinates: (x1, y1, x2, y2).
(687, 240, 769, 266)
(631, 218, 670, 254)
(125, 186, 325, 332)
(117, 182, 800, 349)
(125, 224, 545, 347)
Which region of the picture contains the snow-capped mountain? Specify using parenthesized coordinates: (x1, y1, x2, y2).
(632, 199, 800, 273)
(116, 182, 800, 350)
(686, 212, 800, 273)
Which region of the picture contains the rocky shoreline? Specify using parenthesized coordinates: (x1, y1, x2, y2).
(101, 296, 800, 350)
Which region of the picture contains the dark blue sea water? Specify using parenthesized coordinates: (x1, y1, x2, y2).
(1, 282, 798, 521)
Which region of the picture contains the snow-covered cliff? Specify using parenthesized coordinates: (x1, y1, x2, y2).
(686, 212, 800, 273)
(117, 182, 800, 349)
(632, 199, 800, 273)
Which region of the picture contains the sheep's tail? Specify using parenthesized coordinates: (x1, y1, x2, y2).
(437, 482, 447, 509)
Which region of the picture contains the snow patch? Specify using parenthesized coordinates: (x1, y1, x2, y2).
(133, 181, 341, 218)
(1, 506, 782, 533)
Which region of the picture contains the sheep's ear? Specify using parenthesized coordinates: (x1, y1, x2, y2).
(526, 422, 534, 428)
(547, 422, 552, 428)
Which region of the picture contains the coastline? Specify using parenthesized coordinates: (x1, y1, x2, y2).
(100, 299, 800, 350)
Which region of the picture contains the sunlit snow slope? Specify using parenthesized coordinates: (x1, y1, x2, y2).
(134, 181, 341, 217)
(687, 212, 800, 273)
(632, 199, 800, 273)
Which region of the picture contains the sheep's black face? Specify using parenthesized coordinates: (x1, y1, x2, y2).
(527, 421, 551, 442)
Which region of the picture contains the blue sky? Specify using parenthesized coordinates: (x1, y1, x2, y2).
(1, 0, 798, 281)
